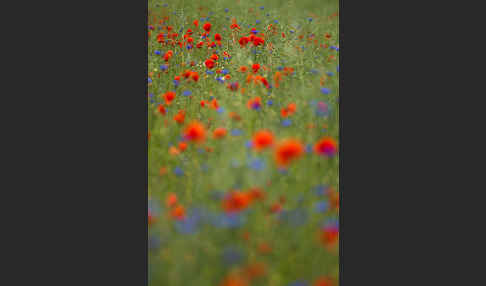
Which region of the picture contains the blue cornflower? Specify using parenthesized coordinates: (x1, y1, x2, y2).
(314, 201, 330, 213)
(173, 79, 179, 87)
(224, 8, 229, 13)
(222, 246, 244, 266)
(260, 6, 264, 10)
(206, 70, 214, 75)
(282, 119, 292, 127)
(217, 107, 225, 114)
(326, 72, 334, 77)
(182, 90, 192, 96)
(267, 100, 273, 106)
(308, 17, 313, 22)
(274, 20, 279, 24)
(256, 20, 261, 24)
(245, 140, 253, 149)
(160, 64, 168, 71)
(288, 280, 309, 286)
(174, 166, 184, 176)
(231, 129, 243, 136)
(320, 87, 331, 95)
(154, 50, 161, 55)
(221, 69, 229, 75)
(248, 158, 265, 171)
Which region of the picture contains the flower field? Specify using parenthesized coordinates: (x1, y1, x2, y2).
(148, 0, 339, 285)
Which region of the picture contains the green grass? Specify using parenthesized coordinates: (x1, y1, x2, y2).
(148, 0, 339, 285)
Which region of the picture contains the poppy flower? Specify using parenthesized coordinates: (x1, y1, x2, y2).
(228, 112, 241, 121)
(183, 121, 206, 143)
(274, 139, 304, 167)
(210, 54, 219, 61)
(158, 104, 166, 115)
(239, 37, 250, 47)
(313, 277, 335, 286)
(220, 275, 248, 286)
(165, 193, 178, 208)
(210, 98, 219, 109)
(252, 130, 274, 151)
(178, 142, 187, 152)
(222, 191, 251, 213)
(170, 205, 186, 220)
(230, 18, 241, 30)
(163, 91, 176, 105)
(196, 41, 204, 48)
(252, 36, 265, 46)
(273, 71, 282, 88)
(214, 33, 222, 41)
(244, 262, 266, 280)
(148, 209, 156, 226)
(228, 81, 239, 91)
(205, 58, 215, 69)
(239, 66, 248, 72)
(173, 110, 185, 124)
(169, 146, 180, 156)
(252, 63, 260, 73)
(314, 137, 338, 157)
(247, 97, 262, 110)
(203, 22, 211, 32)
(213, 127, 227, 139)
(193, 19, 199, 27)
(190, 71, 199, 82)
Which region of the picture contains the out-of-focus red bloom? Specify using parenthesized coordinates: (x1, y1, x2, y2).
(163, 91, 176, 105)
(252, 63, 260, 73)
(222, 191, 251, 213)
(247, 97, 262, 110)
(213, 127, 227, 139)
(314, 137, 338, 157)
(219, 275, 248, 286)
(252, 36, 265, 46)
(193, 19, 199, 27)
(183, 121, 206, 143)
(239, 37, 250, 47)
(230, 18, 241, 30)
(190, 71, 199, 82)
(239, 66, 248, 72)
(313, 277, 335, 286)
(196, 41, 204, 48)
(157, 103, 166, 115)
(210, 54, 219, 61)
(170, 205, 186, 220)
(227, 81, 239, 91)
(214, 33, 222, 41)
(252, 130, 274, 151)
(165, 192, 178, 208)
(274, 139, 304, 167)
(173, 110, 185, 124)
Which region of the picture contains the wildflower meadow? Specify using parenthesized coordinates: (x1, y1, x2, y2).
(148, 0, 339, 285)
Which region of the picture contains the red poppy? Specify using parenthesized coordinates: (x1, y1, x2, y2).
(314, 137, 338, 157)
(252, 63, 260, 73)
(183, 121, 206, 143)
(205, 58, 215, 69)
(252, 130, 274, 151)
(214, 33, 222, 41)
(274, 139, 304, 167)
(203, 22, 211, 32)
(158, 104, 166, 115)
(163, 91, 176, 105)
(213, 127, 227, 139)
